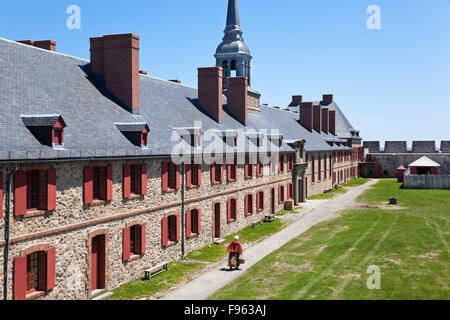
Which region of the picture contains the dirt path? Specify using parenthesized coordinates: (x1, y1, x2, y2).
(159, 180, 378, 300)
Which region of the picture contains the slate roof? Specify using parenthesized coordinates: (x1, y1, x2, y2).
(21, 114, 62, 127)
(0, 37, 355, 162)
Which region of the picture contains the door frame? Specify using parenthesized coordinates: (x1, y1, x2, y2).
(87, 229, 109, 297)
(213, 201, 221, 240)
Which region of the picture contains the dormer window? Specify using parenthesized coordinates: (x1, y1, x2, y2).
(245, 133, 264, 148)
(174, 127, 202, 148)
(215, 130, 238, 147)
(267, 134, 284, 148)
(21, 114, 66, 149)
(116, 123, 150, 148)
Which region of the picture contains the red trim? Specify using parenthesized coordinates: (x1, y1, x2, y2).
(186, 209, 192, 238)
(14, 171, 27, 216)
(14, 256, 27, 300)
(161, 217, 168, 247)
(123, 165, 131, 198)
(176, 214, 181, 242)
(141, 163, 147, 195)
(141, 224, 146, 255)
(123, 227, 131, 261)
(46, 169, 56, 211)
(106, 165, 113, 201)
(46, 247, 56, 291)
(84, 167, 93, 205)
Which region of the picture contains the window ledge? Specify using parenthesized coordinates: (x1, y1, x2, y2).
(24, 210, 47, 218)
(90, 200, 106, 207)
(187, 185, 200, 189)
(211, 181, 223, 185)
(164, 188, 177, 193)
(127, 194, 142, 200)
(128, 254, 141, 262)
(165, 240, 178, 247)
(187, 233, 199, 239)
(227, 179, 236, 183)
(26, 290, 45, 300)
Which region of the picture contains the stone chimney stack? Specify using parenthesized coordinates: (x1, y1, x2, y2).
(90, 33, 140, 114)
(17, 40, 56, 52)
(226, 76, 248, 125)
(299, 102, 313, 132)
(198, 67, 223, 122)
(292, 95, 303, 104)
(323, 94, 333, 104)
(313, 104, 322, 133)
(322, 108, 329, 134)
(329, 110, 336, 135)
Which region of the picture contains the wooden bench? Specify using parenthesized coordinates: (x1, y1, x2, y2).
(144, 261, 169, 280)
(252, 220, 263, 228)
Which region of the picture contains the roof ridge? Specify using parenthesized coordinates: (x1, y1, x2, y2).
(0, 37, 89, 63)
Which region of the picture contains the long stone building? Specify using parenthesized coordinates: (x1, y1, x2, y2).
(0, 0, 361, 300)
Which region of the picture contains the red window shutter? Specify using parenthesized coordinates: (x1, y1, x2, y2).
(186, 210, 192, 238)
(162, 162, 169, 191)
(186, 164, 192, 188)
(227, 199, 231, 222)
(211, 164, 216, 184)
(161, 217, 168, 247)
(46, 247, 56, 291)
(123, 227, 131, 261)
(234, 163, 238, 181)
(220, 164, 224, 182)
(245, 163, 249, 178)
(14, 170, 27, 216)
(176, 214, 181, 242)
(226, 164, 231, 182)
(198, 210, 202, 233)
(141, 224, 146, 255)
(13, 256, 27, 300)
(0, 171, 3, 219)
(244, 195, 248, 216)
(141, 163, 147, 195)
(197, 164, 202, 186)
(46, 168, 56, 211)
(257, 162, 261, 176)
(176, 166, 180, 190)
(123, 165, 131, 198)
(106, 165, 113, 201)
(83, 167, 93, 205)
(256, 193, 260, 211)
(278, 186, 282, 203)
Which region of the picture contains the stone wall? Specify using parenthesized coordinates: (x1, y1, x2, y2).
(0, 157, 290, 300)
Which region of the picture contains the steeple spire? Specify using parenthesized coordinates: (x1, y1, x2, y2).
(226, 0, 241, 33)
(215, 0, 252, 88)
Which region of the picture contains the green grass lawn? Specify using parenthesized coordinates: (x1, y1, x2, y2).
(187, 218, 286, 262)
(110, 216, 288, 300)
(109, 261, 203, 300)
(308, 186, 348, 200)
(342, 178, 372, 187)
(209, 179, 450, 300)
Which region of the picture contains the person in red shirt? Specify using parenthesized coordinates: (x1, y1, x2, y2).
(227, 236, 243, 270)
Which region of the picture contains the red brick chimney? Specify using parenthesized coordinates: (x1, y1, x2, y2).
(226, 77, 248, 125)
(292, 95, 303, 104)
(17, 40, 56, 52)
(313, 104, 322, 133)
(322, 108, 329, 134)
(323, 94, 333, 104)
(299, 102, 313, 132)
(198, 67, 223, 122)
(90, 33, 140, 114)
(329, 110, 336, 135)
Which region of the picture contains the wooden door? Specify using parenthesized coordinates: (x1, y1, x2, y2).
(271, 188, 275, 214)
(214, 203, 221, 239)
(91, 235, 105, 291)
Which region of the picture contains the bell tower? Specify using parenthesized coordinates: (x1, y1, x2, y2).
(215, 0, 252, 89)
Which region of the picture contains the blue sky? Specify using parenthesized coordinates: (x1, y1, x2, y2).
(1, 0, 449, 145)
